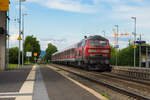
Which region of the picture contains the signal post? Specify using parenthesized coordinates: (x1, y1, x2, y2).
(0, 0, 9, 70)
(0, 11, 7, 70)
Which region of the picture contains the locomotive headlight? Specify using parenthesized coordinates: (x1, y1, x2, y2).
(105, 60, 109, 64)
(101, 50, 109, 53)
(90, 54, 93, 56)
(88, 49, 97, 53)
(103, 54, 108, 57)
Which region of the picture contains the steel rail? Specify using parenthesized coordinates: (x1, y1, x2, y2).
(100, 73, 150, 86)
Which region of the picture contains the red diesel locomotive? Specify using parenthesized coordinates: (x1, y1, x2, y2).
(52, 35, 111, 71)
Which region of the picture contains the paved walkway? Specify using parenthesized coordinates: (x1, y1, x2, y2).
(0, 65, 106, 100)
(0, 66, 32, 100)
(40, 65, 102, 100)
(33, 66, 49, 100)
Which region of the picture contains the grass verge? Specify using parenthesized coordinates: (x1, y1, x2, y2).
(8, 64, 18, 69)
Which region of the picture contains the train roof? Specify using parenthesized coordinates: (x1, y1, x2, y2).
(52, 47, 75, 56)
(85, 35, 108, 41)
(52, 35, 108, 56)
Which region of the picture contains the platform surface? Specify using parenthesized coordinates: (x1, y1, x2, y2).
(0, 65, 103, 100)
(40, 66, 101, 100)
(0, 66, 32, 100)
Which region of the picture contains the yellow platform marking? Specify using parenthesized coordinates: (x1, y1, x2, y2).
(0, 65, 36, 100)
(15, 65, 36, 100)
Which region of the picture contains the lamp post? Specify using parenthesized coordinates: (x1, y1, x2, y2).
(18, 0, 25, 68)
(131, 17, 136, 67)
(115, 25, 119, 66)
(21, 13, 27, 67)
(6, 11, 10, 70)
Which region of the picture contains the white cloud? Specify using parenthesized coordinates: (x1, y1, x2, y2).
(8, 24, 19, 48)
(39, 37, 66, 50)
(9, 33, 20, 49)
(10, 33, 18, 44)
(39, 37, 79, 50)
(12, 0, 150, 50)
(111, 4, 150, 30)
(27, 0, 98, 13)
(9, 25, 18, 44)
(93, 0, 143, 4)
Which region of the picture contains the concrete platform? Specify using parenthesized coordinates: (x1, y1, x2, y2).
(0, 66, 33, 100)
(0, 65, 105, 100)
(0, 67, 32, 93)
(40, 66, 102, 100)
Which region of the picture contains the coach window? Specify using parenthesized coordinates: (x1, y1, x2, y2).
(66, 51, 67, 56)
(71, 48, 74, 56)
(72, 49, 75, 55)
(68, 50, 70, 56)
(65, 51, 67, 57)
(68, 50, 69, 56)
(69, 50, 71, 56)
(61, 53, 62, 57)
(70, 49, 72, 55)
(67, 50, 69, 56)
(63, 52, 64, 57)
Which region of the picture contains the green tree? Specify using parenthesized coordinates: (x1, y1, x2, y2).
(111, 44, 141, 66)
(118, 45, 135, 66)
(24, 35, 41, 62)
(44, 43, 57, 62)
(110, 46, 116, 65)
(9, 47, 19, 64)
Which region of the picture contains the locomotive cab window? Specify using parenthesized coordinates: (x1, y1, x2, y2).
(89, 40, 99, 46)
(100, 41, 108, 46)
(89, 40, 108, 46)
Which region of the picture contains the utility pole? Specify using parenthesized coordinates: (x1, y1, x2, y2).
(18, 0, 25, 68)
(0, 11, 7, 70)
(22, 13, 27, 67)
(115, 25, 119, 66)
(18, 0, 21, 68)
(139, 34, 142, 67)
(131, 17, 137, 67)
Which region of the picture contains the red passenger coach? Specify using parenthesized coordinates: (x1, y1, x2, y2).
(52, 35, 111, 71)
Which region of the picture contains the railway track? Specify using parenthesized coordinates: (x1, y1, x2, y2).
(100, 72, 150, 86)
(84, 70, 150, 87)
(50, 64, 150, 100)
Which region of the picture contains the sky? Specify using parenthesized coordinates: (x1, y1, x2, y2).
(9, 0, 150, 51)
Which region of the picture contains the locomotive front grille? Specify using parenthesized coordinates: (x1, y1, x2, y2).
(95, 54, 102, 56)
